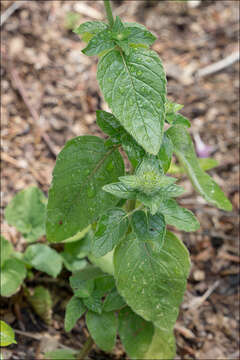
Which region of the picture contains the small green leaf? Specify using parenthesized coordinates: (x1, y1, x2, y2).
(114, 231, 191, 331)
(92, 208, 128, 258)
(167, 113, 191, 128)
(158, 198, 200, 232)
(61, 252, 87, 272)
(112, 16, 125, 34)
(86, 311, 117, 352)
(70, 266, 103, 298)
(118, 307, 154, 359)
(125, 26, 156, 46)
(83, 292, 103, 314)
(64, 296, 86, 332)
(165, 100, 183, 114)
(96, 110, 124, 137)
(1, 258, 26, 297)
(24, 244, 62, 278)
(46, 136, 125, 242)
(198, 157, 219, 171)
(88, 251, 114, 276)
(0, 321, 16, 346)
(27, 286, 52, 325)
(74, 21, 108, 42)
(64, 231, 92, 258)
(143, 327, 176, 360)
(82, 29, 115, 56)
(102, 288, 125, 312)
(167, 125, 232, 211)
(0, 236, 13, 267)
(97, 47, 166, 155)
(158, 133, 173, 173)
(5, 187, 46, 242)
(131, 211, 166, 251)
(44, 349, 76, 360)
(103, 182, 137, 199)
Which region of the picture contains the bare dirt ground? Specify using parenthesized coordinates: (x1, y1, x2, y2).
(1, 1, 239, 359)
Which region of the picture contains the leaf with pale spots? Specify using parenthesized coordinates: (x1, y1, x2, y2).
(97, 48, 166, 155)
(114, 231, 191, 331)
(46, 136, 124, 242)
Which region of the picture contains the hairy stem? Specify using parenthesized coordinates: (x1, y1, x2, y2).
(76, 336, 94, 360)
(104, 0, 114, 27)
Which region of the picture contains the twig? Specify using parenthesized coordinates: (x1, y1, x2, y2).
(10, 68, 58, 157)
(0, 1, 26, 27)
(196, 51, 239, 78)
(186, 280, 220, 310)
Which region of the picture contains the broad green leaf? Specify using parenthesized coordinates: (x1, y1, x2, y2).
(158, 198, 200, 232)
(114, 231, 191, 331)
(83, 292, 103, 314)
(96, 110, 124, 137)
(88, 251, 114, 276)
(97, 48, 166, 155)
(1, 259, 26, 297)
(102, 288, 125, 312)
(92, 208, 128, 257)
(167, 125, 232, 211)
(143, 327, 176, 360)
(158, 133, 173, 173)
(27, 286, 52, 325)
(70, 266, 103, 298)
(46, 136, 125, 242)
(125, 26, 156, 46)
(199, 157, 219, 171)
(24, 244, 62, 278)
(86, 311, 117, 352)
(0, 236, 13, 267)
(118, 307, 154, 359)
(74, 21, 108, 42)
(0, 321, 16, 347)
(103, 182, 137, 199)
(64, 296, 86, 332)
(62, 225, 91, 244)
(44, 349, 76, 360)
(82, 29, 115, 56)
(131, 211, 166, 251)
(5, 187, 47, 242)
(121, 133, 145, 169)
(61, 252, 87, 272)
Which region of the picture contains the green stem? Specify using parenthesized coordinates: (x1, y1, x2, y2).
(76, 336, 94, 360)
(104, 0, 114, 27)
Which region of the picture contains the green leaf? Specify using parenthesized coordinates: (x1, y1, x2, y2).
(96, 110, 124, 137)
(44, 349, 76, 360)
(83, 293, 103, 314)
(62, 225, 91, 244)
(143, 327, 176, 360)
(158, 133, 173, 173)
(74, 21, 108, 42)
(112, 16, 125, 34)
(64, 231, 92, 257)
(64, 296, 86, 332)
(118, 307, 154, 359)
(158, 198, 200, 232)
(24, 244, 62, 278)
(166, 99, 183, 114)
(5, 187, 47, 242)
(114, 231, 191, 331)
(97, 48, 166, 155)
(1, 259, 26, 297)
(70, 266, 103, 298)
(125, 26, 156, 46)
(0, 236, 13, 267)
(121, 133, 145, 169)
(198, 157, 219, 171)
(27, 286, 52, 325)
(0, 321, 16, 346)
(86, 311, 117, 352)
(131, 211, 166, 251)
(167, 125, 232, 211)
(92, 208, 128, 257)
(82, 29, 115, 56)
(88, 251, 114, 276)
(61, 252, 87, 272)
(103, 182, 137, 200)
(167, 113, 191, 128)
(102, 288, 125, 312)
(46, 136, 125, 243)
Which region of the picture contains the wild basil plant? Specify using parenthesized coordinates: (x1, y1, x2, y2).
(45, 1, 232, 358)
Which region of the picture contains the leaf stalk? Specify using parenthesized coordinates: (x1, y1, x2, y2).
(104, 0, 114, 28)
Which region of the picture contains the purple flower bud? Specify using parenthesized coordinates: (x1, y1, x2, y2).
(193, 133, 213, 158)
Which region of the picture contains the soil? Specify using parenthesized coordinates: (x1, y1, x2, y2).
(1, 1, 239, 359)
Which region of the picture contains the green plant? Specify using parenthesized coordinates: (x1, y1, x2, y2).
(2, 1, 232, 359)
